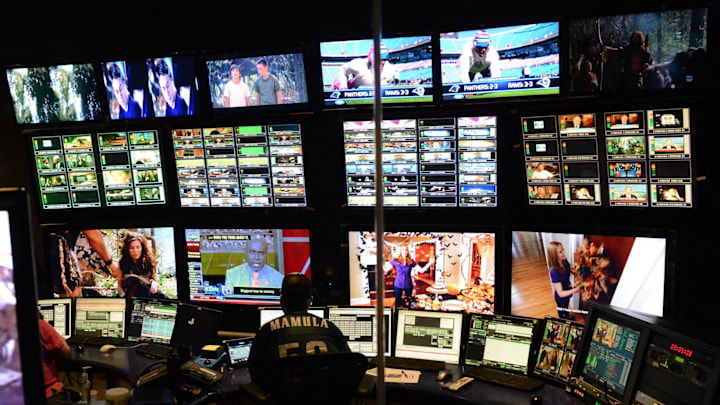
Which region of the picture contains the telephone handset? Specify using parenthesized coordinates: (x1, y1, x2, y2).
(137, 360, 222, 388)
(180, 361, 223, 386)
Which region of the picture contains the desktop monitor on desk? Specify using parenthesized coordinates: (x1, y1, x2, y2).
(259, 307, 325, 328)
(127, 297, 178, 345)
(37, 298, 73, 339)
(394, 309, 464, 364)
(74, 298, 127, 338)
(328, 307, 392, 357)
(463, 314, 538, 375)
(571, 304, 650, 404)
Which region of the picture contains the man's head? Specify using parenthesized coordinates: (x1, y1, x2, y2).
(536, 163, 545, 172)
(245, 235, 268, 272)
(108, 63, 130, 107)
(230, 64, 241, 83)
(154, 59, 176, 103)
(572, 115, 582, 128)
(280, 273, 312, 313)
(625, 185, 633, 194)
(474, 30, 491, 57)
(256, 59, 269, 79)
(620, 114, 629, 125)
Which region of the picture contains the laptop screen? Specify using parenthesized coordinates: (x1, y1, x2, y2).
(74, 298, 126, 338)
(37, 298, 73, 339)
(465, 314, 537, 375)
(127, 298, 178, 344)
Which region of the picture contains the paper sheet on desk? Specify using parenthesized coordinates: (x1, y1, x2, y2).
(366, 367, 421, 383)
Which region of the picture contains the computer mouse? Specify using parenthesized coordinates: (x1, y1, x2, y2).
(99, 344, 117, 353)
(436, 370, 450, 381)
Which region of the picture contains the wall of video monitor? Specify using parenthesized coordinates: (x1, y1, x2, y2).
(32, 131, 166, 209)
(523, 107, 692, 208)
(172, 124, 306, 207)
(344, 117, 497, 207)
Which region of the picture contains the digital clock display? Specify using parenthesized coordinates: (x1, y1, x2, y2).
(670, 343, 693, 358)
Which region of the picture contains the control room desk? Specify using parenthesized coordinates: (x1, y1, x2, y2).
(65, 347, 584, 404)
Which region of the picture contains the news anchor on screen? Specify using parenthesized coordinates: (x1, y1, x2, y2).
(224, 235, 284, 288)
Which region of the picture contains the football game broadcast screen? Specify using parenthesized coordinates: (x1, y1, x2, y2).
(568, 8, 708, 94)
(5, 63, 101, 125)
(320, 35, 433, 105)
(348, 231, 495, 314)
(206, 52, 308, 110)
(440, 22, 560, 100)
(45, 227, 177, 299)
(185, 229, 310, 305)
(511, 231, 666, 323)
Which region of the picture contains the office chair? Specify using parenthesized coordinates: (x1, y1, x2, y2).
(249, 352, 369, 405)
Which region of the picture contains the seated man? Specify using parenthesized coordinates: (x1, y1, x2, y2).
(38, 311, 77, 401)
(248, 273, 350, 391)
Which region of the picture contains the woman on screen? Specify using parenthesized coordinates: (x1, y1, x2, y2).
(117, 232, 163, 298)
(546, 241, 579, 319)
(383, 245, 434, 309)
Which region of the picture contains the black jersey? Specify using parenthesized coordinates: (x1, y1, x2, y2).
(248, 311, 351, 389)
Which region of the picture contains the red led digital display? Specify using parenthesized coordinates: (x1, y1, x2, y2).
(670, 343, 693, 358)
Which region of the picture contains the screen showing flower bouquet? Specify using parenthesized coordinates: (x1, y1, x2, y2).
(510, 231, 665, 323)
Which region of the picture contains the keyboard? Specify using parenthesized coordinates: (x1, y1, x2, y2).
(382, 357, 446, 371)
(136, 343, 174, 359)
(68, 336, 126, 346)
(463, 366, 545, 391)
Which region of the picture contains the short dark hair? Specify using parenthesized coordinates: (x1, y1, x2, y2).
(108, 63, 124, 81)
(257, 59, 268, 68)
(230, 64, 241, 73)
(281, 273, 312, 312)
(154, 59, 171, 78)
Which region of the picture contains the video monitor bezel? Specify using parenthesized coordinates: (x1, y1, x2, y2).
(439, 21, 561, 102)
(507, 225, 674, 325)
(4, 62, 104, 127)
(40, 223, 179, 300)
(181, 227, 313, 306)
(203, 48, 311, 115)
(572, 302, 653, 404)
(319, 34, 435, 108)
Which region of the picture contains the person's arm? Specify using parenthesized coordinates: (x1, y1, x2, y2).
(337, 63, 352, 89)
(383, 260, 394, 275)
(82, 230, 120, 279)
(552, 282, 579, 298)
(488, 49, 501, 77)
(275, 77, 282, 104)
(415, 256, 435, 273)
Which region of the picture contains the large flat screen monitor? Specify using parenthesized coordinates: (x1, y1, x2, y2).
(185, 228, 310, 305)
(37, 298, 73, 339)
(344, 116, 498, 207)
(440, 22, 559, 100)
(328, 307, 392, 357)
(74, 298, 126, 338)
(45, 227, 177, 299)
(172, 124, 307, 207)
(5, 63, 101, 125)
(206, 52, 308, 110)
(320, 36, 433, 106)
(349, 231, 495, 314)
(394, 309, 464, 364)
(511, 230, 666, 323)
(568, 8, 708, 94)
